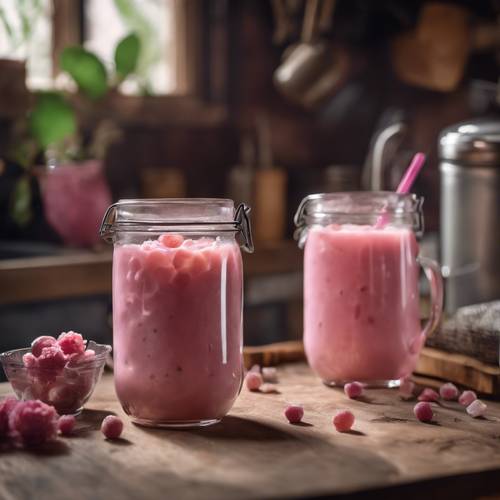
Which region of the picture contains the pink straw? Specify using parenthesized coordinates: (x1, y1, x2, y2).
(375, 152, 426, 228)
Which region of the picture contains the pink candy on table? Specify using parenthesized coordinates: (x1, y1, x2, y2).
(333, 410, 355, 432)
(466, 399, 487, 418)
(245, 372, 263, 391)
(57, 331, 85, 356)
(58, 415, 76, 436)
(284, 404, 304, 424)
(459, 390, 477, 407)
(31, 336, 57, 357)
(101, 415, 124, 439)
(8, 400, 59, 446)
(413, 402, 433, 422)
(249, 364, 261, 373)
(418, 388, 439, 402)
(344, 381, 363, 399)
(439, 383, 459, 401)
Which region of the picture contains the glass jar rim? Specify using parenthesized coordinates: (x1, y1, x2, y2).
(99, 198, 254, 252)
(294, 191, 423, 225)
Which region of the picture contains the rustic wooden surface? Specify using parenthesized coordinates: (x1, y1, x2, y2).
(244, 340, 500, 396)
(2, 364, 500, 500)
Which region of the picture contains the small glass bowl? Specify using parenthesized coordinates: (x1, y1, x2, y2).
(0, 341, 111, 415)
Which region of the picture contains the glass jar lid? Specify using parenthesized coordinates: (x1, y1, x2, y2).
(100, 198, 253, 252)
(294, 191, 423, 247)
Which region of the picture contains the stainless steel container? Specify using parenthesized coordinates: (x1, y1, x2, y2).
(439, 118, 500, 313)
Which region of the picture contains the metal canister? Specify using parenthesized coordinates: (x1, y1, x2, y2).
(439, 118, 500, 313)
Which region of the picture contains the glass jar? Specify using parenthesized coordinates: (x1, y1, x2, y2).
(100, 199, 253, 427)
(294, 192, 443, 387)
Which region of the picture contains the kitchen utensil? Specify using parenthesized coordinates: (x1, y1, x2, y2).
(439, 118, 500, 313)
(274, 0, 349, 108)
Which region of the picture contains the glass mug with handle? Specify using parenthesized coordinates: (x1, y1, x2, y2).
(294, 192, 443, 387)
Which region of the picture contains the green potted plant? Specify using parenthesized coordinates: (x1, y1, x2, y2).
(28, 33, 141, 247)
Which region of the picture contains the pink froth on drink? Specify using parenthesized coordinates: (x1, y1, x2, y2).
(112, 235, 244, 425)
(303, 224, 421, 384)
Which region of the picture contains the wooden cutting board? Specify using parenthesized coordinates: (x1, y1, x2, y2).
(244, 341, 500, 396)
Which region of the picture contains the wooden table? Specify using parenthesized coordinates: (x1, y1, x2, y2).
(2, 363, 500, 500)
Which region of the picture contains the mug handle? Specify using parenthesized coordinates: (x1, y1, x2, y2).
(418, 256, 444, 338)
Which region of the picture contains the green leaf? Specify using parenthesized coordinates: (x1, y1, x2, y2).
(60, 47, 108, 99)
(29, 92, 76, 149)
(10, 176, 32, 227)
(115, 33, 140, 80)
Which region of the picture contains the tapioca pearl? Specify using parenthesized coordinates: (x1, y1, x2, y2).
(439, 382, 459, 401)
(262, 367, 278, 383)
(344, 381, 363, 399)
(245, 372, 263, 391)
(190, 253, 210, 275)
(458, 390, 477, 407)
(159, 234, 184, 248)
(58, 415, 76, 435)
(173, 248, 193, 271)
(134, 269, 144, 282)
(101, 415, 124, 439)
(414, 402, 433, 422)
(418, 388, 439, 402)
(333, 410, 355, 432)
(284, 404, 304, 423)
(466, 399, 487, 418)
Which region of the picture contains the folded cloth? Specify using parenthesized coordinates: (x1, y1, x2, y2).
(426, 301, 500, 365)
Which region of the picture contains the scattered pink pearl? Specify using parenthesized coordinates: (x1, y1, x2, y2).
(159, 234, 184, 248)
(101, 415, 124, 439)
(418, 388, 439, 402)
(262, 367, 278, 383)
(466, 399, 487, 418)
(58, 415, 76, 435)
(399, 378, 415, 399)
(57, 331, 85, 356)
(439, 383, 459, 401)
(245, 372, 263, 391)
(31, 336, 57, 357)
(413, 402, 434, 422)
(284, 404, 304, 424)
(458, 390, 477, 407)
(344, 382, 363, 399)
(333, 410, 355, 432)
(8, 400, 59, 446)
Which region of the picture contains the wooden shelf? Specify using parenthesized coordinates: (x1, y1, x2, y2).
(0, 241, 302, 306)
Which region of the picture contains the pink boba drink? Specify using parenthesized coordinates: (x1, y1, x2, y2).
(295, 192, 443, 387)
(101, 199, 253, 427)
(113, 236, 243, 426)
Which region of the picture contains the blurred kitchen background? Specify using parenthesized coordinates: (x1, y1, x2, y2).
(1, 0, 500, 374)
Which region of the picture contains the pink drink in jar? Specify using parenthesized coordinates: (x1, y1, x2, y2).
(101, 199, 253, 427)
(295, 193, 443, 387)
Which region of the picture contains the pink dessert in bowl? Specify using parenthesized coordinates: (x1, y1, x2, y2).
(0, 339, 111, 415)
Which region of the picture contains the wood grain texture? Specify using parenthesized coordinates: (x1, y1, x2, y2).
(1, 364, 500, 500)
(243, 340, 500, 395)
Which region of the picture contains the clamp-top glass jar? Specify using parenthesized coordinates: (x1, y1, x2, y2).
(294, 192, 443, 387)
(100, 199, 253, 428)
